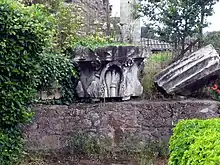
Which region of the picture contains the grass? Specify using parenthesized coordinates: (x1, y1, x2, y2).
(150, 51, 173, 63)
(21, 154, 46, 165)
(141, 51, 173, 99)
(72, 35, 134, 50)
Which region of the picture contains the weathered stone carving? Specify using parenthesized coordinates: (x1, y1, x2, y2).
(155, 44, 220, 95)
(73, 46, 148, 100)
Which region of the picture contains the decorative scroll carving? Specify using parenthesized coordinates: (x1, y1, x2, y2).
(73, 46, 148, 100)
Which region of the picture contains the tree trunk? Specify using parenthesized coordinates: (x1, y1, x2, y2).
(179, 37, 186, 59)
(198, 6, 205, 48)
(106, 0, 110, 36)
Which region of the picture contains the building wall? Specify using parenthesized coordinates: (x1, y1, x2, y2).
(119, 0, 141, 43)
(23, 100, 220, 151)
(69, 0, 109, 35)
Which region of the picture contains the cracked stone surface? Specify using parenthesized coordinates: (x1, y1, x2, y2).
(155, 44, 220, 95)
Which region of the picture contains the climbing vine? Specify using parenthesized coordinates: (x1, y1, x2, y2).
(0, 0, 54, 164)
(36, 51, 78, 104)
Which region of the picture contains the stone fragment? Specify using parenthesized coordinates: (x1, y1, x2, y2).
(155, 44, 220, 95)
(73, 46, 149, 100)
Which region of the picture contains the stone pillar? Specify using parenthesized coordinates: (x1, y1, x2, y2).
(120, 0, 141, 44)
(155, 45, 220, 95)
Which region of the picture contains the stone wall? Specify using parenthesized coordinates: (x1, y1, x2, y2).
(70, 0, 109, 35)
(24, 100, 220, 151)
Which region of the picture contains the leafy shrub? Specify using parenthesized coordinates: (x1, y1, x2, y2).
(0, 0, 54, 164)
(169, 118, 220, 165)
(37, 52, 78, 104)
(54, 2, 83, 53)
(0, 128, 23, 164)
(142, 59, 162, 97)
(72, 35, 127, 50)
(181, 130, 220, 165)
(20, 0, 84, 53)
(203, 31, 220, 54)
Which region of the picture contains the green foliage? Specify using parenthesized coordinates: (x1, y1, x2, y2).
(0, 0, 53, 126)
(181, 130, 220, 165)
(71, 133, 104, 156)
(36, 52, 78, 104)
(20, 0, 84, 53)
(169, 118, 220, 165)
(203, 31, 220, 54)
(54, 2, 83, 53)
(0, 128, 23, 165)
(19, 0, 63, 12)
(19, 0, 81, 104)
(140, 0, 219, 50)
(72, 35, 127, 50)
(0, 0, 54, 164)
(142, 52, 172, 98)
(140, 0, 196, 42)
(150, 52, 172, 63)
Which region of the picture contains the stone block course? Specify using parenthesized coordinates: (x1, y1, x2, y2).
(24, 100, 220, 151)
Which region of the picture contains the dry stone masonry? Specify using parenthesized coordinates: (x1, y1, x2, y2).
(24, 100, 220, 151)
(69, 0, 109, 35)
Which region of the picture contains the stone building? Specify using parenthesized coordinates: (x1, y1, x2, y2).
(120, 0, 141, 44)
(66, 0, 141, 42)
(66, 0, 110, 35)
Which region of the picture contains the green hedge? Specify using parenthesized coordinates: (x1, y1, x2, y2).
(169, 118, 220, 165)
(0, 0, 54, 164)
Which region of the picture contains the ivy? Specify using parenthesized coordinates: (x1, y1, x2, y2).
(0, 0, 54, 164)
(0, 0, 127, 163)
(0, 128, 23, 165)
(36, 51, 78, 104)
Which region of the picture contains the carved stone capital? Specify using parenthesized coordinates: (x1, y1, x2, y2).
(72, 46, 148, 100)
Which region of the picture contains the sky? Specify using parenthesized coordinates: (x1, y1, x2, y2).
(110, 0, 120, 17)
(204, 2, 220, 32)
(109, 0, 220, 32)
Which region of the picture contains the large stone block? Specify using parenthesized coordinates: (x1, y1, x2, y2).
(73, 46, 149, 100)
(155, 45, 220, 95)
